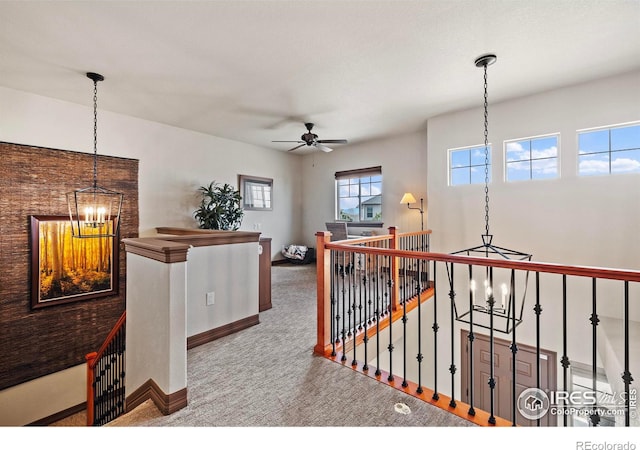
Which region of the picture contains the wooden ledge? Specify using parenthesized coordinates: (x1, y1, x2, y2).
(156, 227, 261, 246)
(123, 238, 191, 263)
(124, 228, 261, 263)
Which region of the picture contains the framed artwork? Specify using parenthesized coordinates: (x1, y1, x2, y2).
(238, 175, 273, 211)
(30, 215, 119, 309)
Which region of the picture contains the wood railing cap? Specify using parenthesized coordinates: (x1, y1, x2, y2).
(123, 238, 191, 263)
(156, 227, 261, 246)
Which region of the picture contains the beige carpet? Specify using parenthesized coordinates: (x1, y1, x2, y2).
(98, 264, 472, 428)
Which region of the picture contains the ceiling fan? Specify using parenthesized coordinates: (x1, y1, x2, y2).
(272, 122, 348, 152)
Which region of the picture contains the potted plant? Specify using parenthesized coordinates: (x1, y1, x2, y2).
(194, 181, 244, 230)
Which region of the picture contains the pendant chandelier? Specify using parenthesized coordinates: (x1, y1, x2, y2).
(448, 54, 532, 334)
(66, 72, 123, 239)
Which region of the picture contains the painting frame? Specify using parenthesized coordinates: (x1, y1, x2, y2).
(30, 215, 119, 309)
(238, 174, 273, 211)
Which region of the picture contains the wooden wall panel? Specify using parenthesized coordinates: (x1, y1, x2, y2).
(0, 141, 138, 390)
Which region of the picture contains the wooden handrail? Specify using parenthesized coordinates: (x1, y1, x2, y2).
(327, 229, 432, 245)
(323, 243, 640, 282)
(397, 229, 433, 238)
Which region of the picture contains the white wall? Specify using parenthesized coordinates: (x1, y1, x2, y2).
(300, 130, 429, 246)
(0, 86, 303, 259)
(126, 254, 187, 397)
(427, 70, 640, 269)
(0, 365, 85, 426)
(186, 242, 259, 338)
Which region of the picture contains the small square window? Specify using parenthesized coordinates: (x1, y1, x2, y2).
(579, 123, 640, 176)
(505, 134, 559, 182)
(449, 145, 491, 186)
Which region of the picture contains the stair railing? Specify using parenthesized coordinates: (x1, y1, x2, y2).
(85, 311, 126, 426)
(315, 229, 640, 427)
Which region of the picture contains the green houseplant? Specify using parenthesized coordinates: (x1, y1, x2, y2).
(194, 181, 244, 230)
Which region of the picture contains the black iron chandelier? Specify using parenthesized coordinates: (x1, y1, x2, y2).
(448, 54, 532, 334)
(66, 72, 123, 238)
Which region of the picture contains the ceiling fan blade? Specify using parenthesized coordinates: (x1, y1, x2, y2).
(288, 143, 307, 152)
(317, 139, 348, 144)
(315, 143, 333, 153)
(273, 140, 304, 143)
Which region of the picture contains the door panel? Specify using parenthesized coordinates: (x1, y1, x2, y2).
(461, 331, 557, 426)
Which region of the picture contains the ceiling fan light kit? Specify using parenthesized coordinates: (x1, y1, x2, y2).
(272, 122, 348, 152)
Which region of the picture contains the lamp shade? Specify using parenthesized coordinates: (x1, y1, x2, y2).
(400, 192, 417, 204)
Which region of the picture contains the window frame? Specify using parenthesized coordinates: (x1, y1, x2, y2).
(504, 133, 560, 182)
(448, 144, 492, 186)
(577, 121, 640, 177)
(334, 166, 383, 226)
(238, 174, 273, 211)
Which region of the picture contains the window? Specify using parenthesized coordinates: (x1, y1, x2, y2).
(505, 134, 559, 181)
(578, 122, 640, 176)
(335, 166, 382, 223)
(238, 175, 272, 210)
(449, 145, 491, 186)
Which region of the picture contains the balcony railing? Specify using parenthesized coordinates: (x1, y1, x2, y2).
(315, 228, 639, 427)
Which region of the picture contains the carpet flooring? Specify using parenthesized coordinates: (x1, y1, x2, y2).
(83, 264, 474, 427)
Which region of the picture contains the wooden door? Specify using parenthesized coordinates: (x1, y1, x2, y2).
(461, 330, 557, 426)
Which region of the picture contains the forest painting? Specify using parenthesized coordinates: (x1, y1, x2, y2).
(30, 215, 118, 309)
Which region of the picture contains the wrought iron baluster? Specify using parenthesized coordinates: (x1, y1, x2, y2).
(448, 263, 457, 408)
(561, 274, 570, 427)
(402, 254, 409, 388)
(358, 249, 364, 332)
(416, 255, 424, 394)
(432, 260, 439, 401)
(510, 270, 517, 426)
(348, 253, 354, 339)
(341, 252, 347, 362)
(387, 253, 395, 383)
(590, 278, 600, 427)
(375, 254, 383, 377)
(330, 250, 337, 356)
(368, 247, 374, 326)
(336, 251, 344, 346)
(487, 266, 496, 425)
(363, 253, 370, 372)
(623, 281, 633, 427)
(534, 272, 542, 427)
(468, 264, 475, 416)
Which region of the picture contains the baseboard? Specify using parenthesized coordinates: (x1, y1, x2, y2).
(28, 401, 87, 426)
(271, 258, 288, 266)
(187, 314, 260, 349)
(126, 379, 187, 416)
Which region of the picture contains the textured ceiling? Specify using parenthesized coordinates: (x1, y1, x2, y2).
(1, 0, 639, 153)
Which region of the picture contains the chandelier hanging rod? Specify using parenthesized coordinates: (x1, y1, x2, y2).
(86, 72, 104, 190)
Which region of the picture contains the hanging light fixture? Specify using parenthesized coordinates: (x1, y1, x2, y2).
(448, 54, 532, 334)
(67, 72, 123, 238)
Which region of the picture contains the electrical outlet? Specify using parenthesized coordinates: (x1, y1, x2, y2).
(206, 291, 215, 306)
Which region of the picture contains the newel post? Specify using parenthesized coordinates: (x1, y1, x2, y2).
(85, 351, 97, 426)
(389, 226, 400, 311)
(314, 231, 332, 355)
